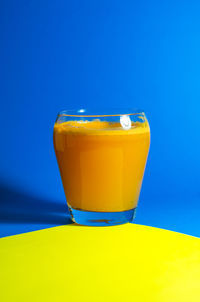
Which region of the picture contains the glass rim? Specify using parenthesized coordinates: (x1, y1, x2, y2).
(57, 108, 145, 118)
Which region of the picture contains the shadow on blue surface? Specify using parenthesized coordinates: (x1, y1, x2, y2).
(0, 183, 72, 237)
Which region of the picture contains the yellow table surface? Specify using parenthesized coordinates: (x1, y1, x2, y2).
(0, 224, 200, 302)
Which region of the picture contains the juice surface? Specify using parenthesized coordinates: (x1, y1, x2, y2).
(54, 120, 150, 212)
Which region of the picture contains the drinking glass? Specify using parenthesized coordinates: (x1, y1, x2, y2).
(53, 109, 150, 226)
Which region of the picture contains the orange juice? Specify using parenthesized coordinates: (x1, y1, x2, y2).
(54, 120, 150, 212)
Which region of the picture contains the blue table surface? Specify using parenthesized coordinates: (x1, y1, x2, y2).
(0, 183, 199, 238)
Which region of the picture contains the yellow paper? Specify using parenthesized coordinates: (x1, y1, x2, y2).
(0, 224, 200, 302)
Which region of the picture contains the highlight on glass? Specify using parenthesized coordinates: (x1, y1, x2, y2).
(53, 109, 150, 226)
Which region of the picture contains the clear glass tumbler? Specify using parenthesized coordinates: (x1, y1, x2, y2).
(53, 109, 150, 226)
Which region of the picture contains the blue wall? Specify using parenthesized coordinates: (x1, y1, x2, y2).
(1, 0, 200, 237)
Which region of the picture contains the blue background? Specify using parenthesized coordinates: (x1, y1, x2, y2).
(0, 0, 200, 238)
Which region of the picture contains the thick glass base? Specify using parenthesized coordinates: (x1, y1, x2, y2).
(69, 207, 136, 226)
